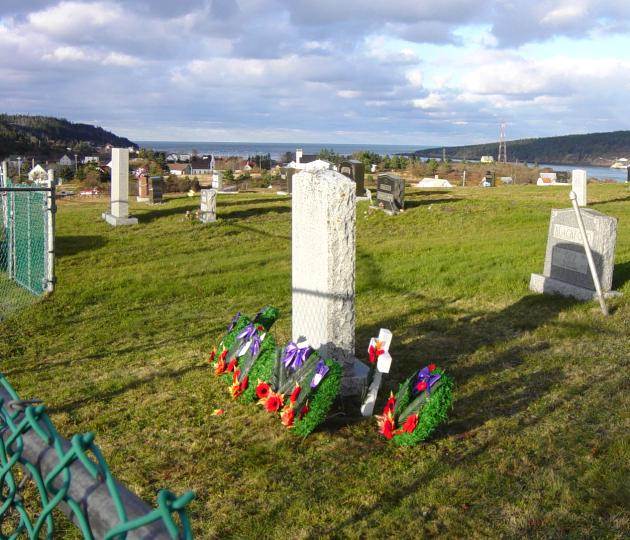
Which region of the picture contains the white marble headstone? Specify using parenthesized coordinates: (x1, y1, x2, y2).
(102, 148, 137, 226)
(200, 188, 217, 223)
(572, 169, 587, 207)
(292, 169, 366, 394)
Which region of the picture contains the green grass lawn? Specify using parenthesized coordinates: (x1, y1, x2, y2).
(1, 184, 628, 538)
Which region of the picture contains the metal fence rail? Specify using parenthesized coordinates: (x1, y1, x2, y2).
(0, 374, 195, 539)
(0, 183, 55, 319)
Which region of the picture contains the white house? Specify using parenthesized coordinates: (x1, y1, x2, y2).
(82, 156, 99, 164)
(28, 164, 48, 183)
(480, 155, 495, 163)
(58, 154, 73, 167)
(168, 163, 191, 176)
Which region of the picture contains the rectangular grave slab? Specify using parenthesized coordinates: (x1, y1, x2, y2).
(530, 207, 618, 300)
(373, 173, 404, 215)
(149, 176, 163, 203)
(292, 168, 367, 395)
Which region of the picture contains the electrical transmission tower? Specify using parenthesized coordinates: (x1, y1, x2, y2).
(498, 122, 507, 163)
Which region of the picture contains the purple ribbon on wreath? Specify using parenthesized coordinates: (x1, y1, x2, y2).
(310, 360, 329, 388)
(283, 342, 312, 371)
(227, 311, 241, 332)
(237, 323, 262, 357)
(414, 366, 441, 395)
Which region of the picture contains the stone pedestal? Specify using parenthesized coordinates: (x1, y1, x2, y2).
(104, 148, 137, 226)
(137, 175, 150, 202)
(572, 169, 587, 207)
(200, 189, 217, 223)
(211, 171, 223, 190)
(529, 207, 618, 300)
(292, 169, 366, 395)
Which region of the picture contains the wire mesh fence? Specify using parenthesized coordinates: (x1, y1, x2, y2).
(0, 183, 54, 319)
(0, 374, 194, 539)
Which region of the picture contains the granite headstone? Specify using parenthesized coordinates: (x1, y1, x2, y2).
(374, 173, 404, 215)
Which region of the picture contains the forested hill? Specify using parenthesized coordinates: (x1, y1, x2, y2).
(0, 114, 136, 158)
(418, 130, 630, 166)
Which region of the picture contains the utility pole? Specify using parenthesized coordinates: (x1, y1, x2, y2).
(498, 122, 507, 163)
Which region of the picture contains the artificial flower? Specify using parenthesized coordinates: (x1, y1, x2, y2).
(401, 413, 418, 433)
(214, 348, 229, 375)
(226, 357, 238, 373)
(255, 381, 271, 400)
(298, 402, 309, 420)
(280, 406, 295, 427)
(290, 384, 301, 404)
(368, 340, 385, 364)
(208, 348, 216, 364)
(428, 363, 437, 372)
(376, 412, 395, 440)
(212, 408, 224, 416)
(263, 391, 284, 413)
(382, 392, 396, 415)
(415, 380, 428, 393)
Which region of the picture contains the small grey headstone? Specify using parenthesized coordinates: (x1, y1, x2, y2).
(339, 159, 366, 197)
(530, 207, 618, 300)
(373, 173, 404, 215)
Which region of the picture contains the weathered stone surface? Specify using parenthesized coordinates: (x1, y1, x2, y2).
(373, 173, 404, 214)
(530, 206, 618, 299)
(292, 169, 364, 393)
(200, 188, 217, 223)
(339, 159, 366, 197)
(529, 274, 621, 301)
(101, 213, 138, 226)
(572, 169, 587, 206)
(211, 170, 223, 190)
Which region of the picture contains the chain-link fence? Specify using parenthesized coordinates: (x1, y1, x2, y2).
(0, 183, 54, 319)
(0, 373, 194, 539)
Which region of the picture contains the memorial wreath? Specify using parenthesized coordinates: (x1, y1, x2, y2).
(376, 364, 453, 446)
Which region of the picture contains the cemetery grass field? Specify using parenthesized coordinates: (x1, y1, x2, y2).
(1, 184, 629, 538)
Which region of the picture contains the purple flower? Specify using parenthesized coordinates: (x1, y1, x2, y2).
(310, 360, 329, 388)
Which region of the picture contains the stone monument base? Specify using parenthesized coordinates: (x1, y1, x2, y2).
(341, 358, 369, 396)
(136, 196, 150, 203)
(199, 213, 216, 224)
(529, 273, 621, 301)
(102, 212, 138, 226)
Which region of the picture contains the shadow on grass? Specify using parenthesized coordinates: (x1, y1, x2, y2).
(56, 235, 106, 257)
(612, 260, 630, 290)
(47, 363, 207, 415)
(222, 204, 291, 221)
(590, 195, 630, 206)
(135, 203, 199, 223)
(220, 196, 290, 207)
(404, 197, 462, 209)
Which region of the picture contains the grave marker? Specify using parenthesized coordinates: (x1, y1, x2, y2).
(373, 173, 404, 215)
(572, 169, 587, 206)
(102, 148, 137, 226)
(360, 329, 393, 417)
(339, 159, 366, 197)
(199, 189, 217, 223)
(292, 169, 367, 395)
(149, 176, 163, 204)
(529, 206, 618, 300)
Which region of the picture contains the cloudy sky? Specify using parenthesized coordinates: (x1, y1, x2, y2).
(1, 1, 630, 145)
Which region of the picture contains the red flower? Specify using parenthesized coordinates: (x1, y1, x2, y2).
(255, 381, 271, 400)
(368, 341, 385, 364)
(226, 357, 238, 373)
(298, 402, 309, 420)
(214, 348, 229, 375)
(219, 348, 228, 362)
(264, 392, 284, 413)
(208, 348, 216, 364)
(290, 384, 301, 404)
(377, 413, 395, 440)
(257, 325, 264, 332)
(415, 381, 427, 393)
(280, 406, 295, 427)
(428, 363, 437, 372)
(401, 414, 418, 433)
(382, 392, 396, 415)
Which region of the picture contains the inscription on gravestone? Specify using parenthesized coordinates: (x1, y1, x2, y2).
(530, 207, 618, 300)
(199, 188, 217, 223)
(374, 173, 404, 215)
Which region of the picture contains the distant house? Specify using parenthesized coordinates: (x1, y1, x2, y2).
(190, 159, 212, 175)
(58, 154, 73, 167)
(82, 156, 99, 164)
(28, 164, 48, 183)
(168, 163, 191, 176)
(166, 153, 179, 162)
(480, 155, 495, 163)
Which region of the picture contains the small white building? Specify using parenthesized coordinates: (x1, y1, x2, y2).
(82, 156, 99, 164)
(480, 155, 495, 163)
(28, 164, 48, 183)
(58, 154, 73, 167)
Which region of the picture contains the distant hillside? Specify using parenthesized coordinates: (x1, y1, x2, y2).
(0, 114, 136, 159)
(418, 130, 630, 166)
